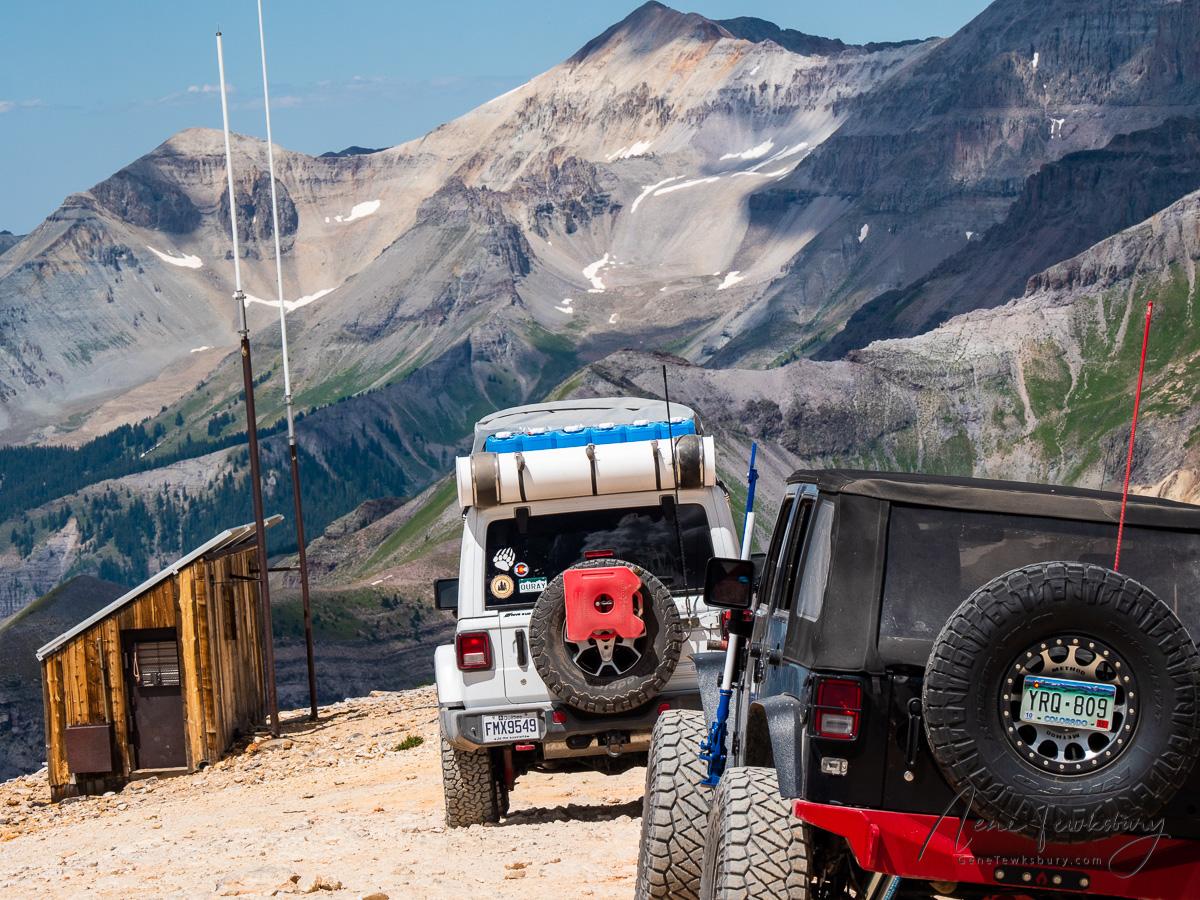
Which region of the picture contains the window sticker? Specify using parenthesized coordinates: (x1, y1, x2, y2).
(491, 574, 515, 599)
(518, 577, 548, 594)
(514, 562, 530, 577)
(493, 547, 515, 572)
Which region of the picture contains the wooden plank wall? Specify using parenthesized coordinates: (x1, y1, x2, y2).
(42, 544, 268, 798)
(42, 577, 179, 795)
(202, 548, 266, 758)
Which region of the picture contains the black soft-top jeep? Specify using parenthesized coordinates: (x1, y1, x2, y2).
(635, 470, 1200, 900)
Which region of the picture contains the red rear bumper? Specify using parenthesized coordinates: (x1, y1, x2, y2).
(795, 801, 1200, 899)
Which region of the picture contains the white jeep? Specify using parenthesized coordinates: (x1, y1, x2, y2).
(434, 397, 740, 826)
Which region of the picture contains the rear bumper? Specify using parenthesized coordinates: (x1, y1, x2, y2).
(441, 690, 699, 753)
(795, 801, 1200, 900)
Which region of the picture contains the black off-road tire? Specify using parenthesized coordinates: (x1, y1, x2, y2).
(439, 728, 502, 828)
(699, 767, 811, 899)
(635, 709, 711, 900)
(529, 558, 685, 714)
(924, 561, 1200, 842)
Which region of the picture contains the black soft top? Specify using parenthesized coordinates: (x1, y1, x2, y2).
(787, 469, 1200, 531)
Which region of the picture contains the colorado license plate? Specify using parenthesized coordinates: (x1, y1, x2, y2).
(480, 712, 541, 743)
(1020, 675, 1117, 732)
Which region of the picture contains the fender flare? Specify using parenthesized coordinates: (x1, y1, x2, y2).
(745, 694, 805, 798)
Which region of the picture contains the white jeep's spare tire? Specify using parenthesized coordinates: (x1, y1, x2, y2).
(529, 558, 685, 714)
(924, 561, 1200, 842)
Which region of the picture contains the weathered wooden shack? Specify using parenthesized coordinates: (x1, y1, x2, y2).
(36, 517, 280, 800)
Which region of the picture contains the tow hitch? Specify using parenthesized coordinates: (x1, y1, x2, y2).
(603, 730, 628, 757)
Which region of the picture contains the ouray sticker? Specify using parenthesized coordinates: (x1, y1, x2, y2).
(518, 577, 548, 594)
(491, 574, 515, 599)
(514, 562, 530, 577)
(493, 547, 515, 572)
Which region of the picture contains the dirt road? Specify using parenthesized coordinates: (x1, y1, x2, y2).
(0, 688, 646, 898)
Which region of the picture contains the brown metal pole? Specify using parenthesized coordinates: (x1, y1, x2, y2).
(239, 307, 280, 739)
(289, 443, 318, 720)
(217, 33, 279, 739)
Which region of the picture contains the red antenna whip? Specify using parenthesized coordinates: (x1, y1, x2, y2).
(1114, 300, 1154, 572)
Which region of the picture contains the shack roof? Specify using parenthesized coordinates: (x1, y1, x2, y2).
(36, 516, 282, 661)
(787, 469, 1200, 530)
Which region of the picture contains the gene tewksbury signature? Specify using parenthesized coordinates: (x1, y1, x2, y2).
(920, 786, 1168, 878)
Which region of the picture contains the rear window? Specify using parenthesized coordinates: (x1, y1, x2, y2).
(879, 505, 1200, 658)
(484, 503, 713, 608)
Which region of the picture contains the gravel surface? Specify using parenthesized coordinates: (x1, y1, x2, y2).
(0, 688, 644, 898)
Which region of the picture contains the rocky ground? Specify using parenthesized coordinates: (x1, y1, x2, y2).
(0, 688, 645, 898)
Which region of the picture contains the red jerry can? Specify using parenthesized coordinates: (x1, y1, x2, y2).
(562, 566, 646, 642)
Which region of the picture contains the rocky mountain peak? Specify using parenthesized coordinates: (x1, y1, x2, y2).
(567, 1, 732, 64)
(715, 16, 926, 56)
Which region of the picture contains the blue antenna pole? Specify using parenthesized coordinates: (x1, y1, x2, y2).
(700, 442, 758, 785)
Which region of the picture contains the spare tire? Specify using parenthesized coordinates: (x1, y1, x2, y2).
(924, 561, 1200, 842)
(529, 558, 685, 714)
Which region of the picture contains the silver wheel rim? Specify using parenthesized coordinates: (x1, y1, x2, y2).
(563, 623, 644, 677)
(1001, 635, 1137, 775)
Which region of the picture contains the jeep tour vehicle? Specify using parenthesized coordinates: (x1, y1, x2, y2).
(637, 470, 1200, 899)
(433, 398, 740, 826)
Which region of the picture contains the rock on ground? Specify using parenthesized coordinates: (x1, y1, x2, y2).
(0, 687, 643, 898)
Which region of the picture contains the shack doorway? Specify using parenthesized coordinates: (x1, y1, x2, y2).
(124, 628, 187, 770)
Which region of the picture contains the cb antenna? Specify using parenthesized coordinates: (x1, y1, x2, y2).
(662, 365, 690, 603)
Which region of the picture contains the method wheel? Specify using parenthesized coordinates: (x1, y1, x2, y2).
(439, 726, 503, 828)
(699, 767, 811, 899)
(924, 561, 1200, 841)
(529, 558, 685, 714)
(635, 709, 711, 899)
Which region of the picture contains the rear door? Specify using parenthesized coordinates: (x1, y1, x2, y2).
(498, 609, 548, 704)
(755, 486, 818, 701)
(125, 629, 187, 770)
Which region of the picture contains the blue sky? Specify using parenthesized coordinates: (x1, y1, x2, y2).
(0, 1, 989, 233)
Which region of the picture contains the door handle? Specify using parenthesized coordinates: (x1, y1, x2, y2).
(515, 629, 528, 668)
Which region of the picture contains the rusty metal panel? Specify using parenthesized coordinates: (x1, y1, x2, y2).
(64, 724, 114, 774)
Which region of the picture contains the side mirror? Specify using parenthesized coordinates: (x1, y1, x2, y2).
(434, 578, 459, 613)
(703, 557, 754, 610)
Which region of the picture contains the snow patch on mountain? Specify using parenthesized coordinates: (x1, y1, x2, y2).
(146, 246, 202, 269)
(858, 224, 870, 243)
(583, 254, 611, 292)
(631, 176, 683, 213)
(720, 140, 774, 161)
(654, 176, 720, 196)
(717, 271, 744, 290)
(607, 140, 653, 161)
(244, 287, 335, 312)
(335, 200, 381, 223)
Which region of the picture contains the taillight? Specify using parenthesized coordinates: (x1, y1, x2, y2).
(813, 677, 862, 740)
(455, 631, 492, 670)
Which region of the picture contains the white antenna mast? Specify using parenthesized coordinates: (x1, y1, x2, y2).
(256, 0, 319, 721)
(215, 30, 280, 737)
(256, 0, 294, 425)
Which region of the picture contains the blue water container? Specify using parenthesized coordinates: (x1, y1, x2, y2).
(519, 427, 554, 451)
(588, 422, 624, 446)
(485, 432, 521, 453)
